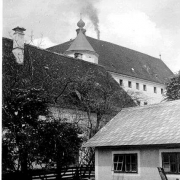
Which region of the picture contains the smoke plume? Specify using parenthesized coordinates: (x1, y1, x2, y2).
(81, 1, 100, 39)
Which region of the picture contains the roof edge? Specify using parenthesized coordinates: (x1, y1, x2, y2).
(86, 143, 180, 149)
(120, 99, 180, 113)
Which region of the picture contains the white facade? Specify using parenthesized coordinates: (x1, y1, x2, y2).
(110, 71, 165, 105)
(95, 148, 180, 180)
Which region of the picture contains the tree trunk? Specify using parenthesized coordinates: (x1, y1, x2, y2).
(56, 151, 62, 180)
(20, 149, 30, 180)
(20, 150, 28, 173)
(95, 112, 102, 133)
(87, 110, 93, 139)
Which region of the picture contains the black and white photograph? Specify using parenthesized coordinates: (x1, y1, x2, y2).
(2, 0, 180, 179)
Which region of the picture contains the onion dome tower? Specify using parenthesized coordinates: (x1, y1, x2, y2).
(76, 18, 86, 35)
(65, 18, 99, 64)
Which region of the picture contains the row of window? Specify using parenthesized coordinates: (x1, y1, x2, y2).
(113, 152, 180, 174)
(136, 101, 148, 106)
(119, 79, 164, 94)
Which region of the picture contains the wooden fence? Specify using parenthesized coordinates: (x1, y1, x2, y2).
(2, 166, 95, 180)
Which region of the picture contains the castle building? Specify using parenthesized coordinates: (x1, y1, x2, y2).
(48, 19, 174, 105)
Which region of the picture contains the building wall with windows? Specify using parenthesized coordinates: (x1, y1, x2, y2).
(95, 147, 180, 180)
(110, 72, 165, 105)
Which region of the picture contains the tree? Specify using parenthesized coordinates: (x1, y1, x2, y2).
(2, 88, 48, 173)
(66, 73, 135, 139)
(2, 88, 82, 180)
(37, 118, 82, 180)
(165, 71, 180, 101)
(65, 72, 135, 166)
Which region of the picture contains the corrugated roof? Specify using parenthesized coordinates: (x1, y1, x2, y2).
(66, 31, 95, 52)
(47, 36, 174, 84)
(84, 100, 180, 147)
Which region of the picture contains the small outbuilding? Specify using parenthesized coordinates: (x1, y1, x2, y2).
(85, 100, 180, 180)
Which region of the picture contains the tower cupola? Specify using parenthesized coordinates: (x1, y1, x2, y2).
(77, 19, 85, 28)
(65, 18, 99, 64)
(76, 18, 86, 35)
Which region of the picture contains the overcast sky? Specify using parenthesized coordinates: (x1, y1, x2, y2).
(3, 0, 180, 73)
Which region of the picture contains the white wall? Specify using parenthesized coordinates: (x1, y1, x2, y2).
(49, 106, 97, 128)
(96, 147, 180, 180)
(65, 50, 99, 64)
(110, 72, 165, 105)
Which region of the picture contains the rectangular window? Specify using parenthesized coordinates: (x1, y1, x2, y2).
(161, 88, 164, 94)
(143, 84, 147, 91)
(128, 81, 132, 88)
(144, 102, 148, 105)
(136, 83, 139, 90)
(162, 152, 180, 174)
(113, 154, 138, 173)
(136, 100, 140, 106)
(154, 87, 157, 93)
(119, 79, 123, 86)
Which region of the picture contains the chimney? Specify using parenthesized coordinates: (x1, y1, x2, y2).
(12, 27, 26, 64)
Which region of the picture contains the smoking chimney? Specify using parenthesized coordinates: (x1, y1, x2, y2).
(12, 27, 26, 64)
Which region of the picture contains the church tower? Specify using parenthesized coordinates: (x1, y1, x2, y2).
(64, 18, 99, 64)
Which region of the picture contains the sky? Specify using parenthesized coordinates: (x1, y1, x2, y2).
(3, 0, 180, 73)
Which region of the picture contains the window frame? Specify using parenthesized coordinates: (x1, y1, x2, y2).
(154, 87, 157, 93)
(162, 152, 180, 174)
(112, 153, 138, 174)
(128, 81, 132, 88)
(161, 88, 164, 94)
(136, 83, 139, 90)
(143, 84, 147, 91)
(144, 102, 148, 105)
(119, 79, 123, 86)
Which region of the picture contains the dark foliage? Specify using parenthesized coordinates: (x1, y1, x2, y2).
(165, 71, 180, 101)
(37, 118, 82, 168)
(2, 88, 48, 173)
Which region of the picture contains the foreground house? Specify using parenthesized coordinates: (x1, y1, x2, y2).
(85, 100, 180, 180)
(48, 18, 174, 105)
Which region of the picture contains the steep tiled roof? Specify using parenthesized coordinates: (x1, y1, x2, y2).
(84, 100, 180, 147)
(3, 37, 134, 110)
(66, 31, 95, 52)
(47, 36, 174, 84)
